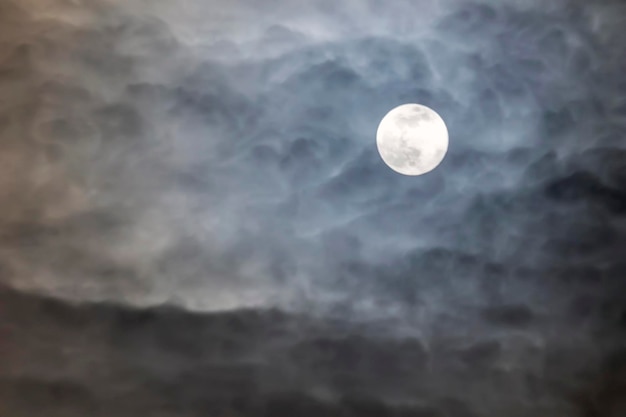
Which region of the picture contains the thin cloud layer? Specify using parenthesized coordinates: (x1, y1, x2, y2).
(1, 0, 625, 415)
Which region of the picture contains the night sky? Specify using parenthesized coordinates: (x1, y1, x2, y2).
(1, 0, 626, 415)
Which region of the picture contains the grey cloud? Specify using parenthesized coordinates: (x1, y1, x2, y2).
(1, 284, 615, 416)
(1, 0, 626, 414)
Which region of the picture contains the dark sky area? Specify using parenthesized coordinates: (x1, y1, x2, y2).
(1, 0, 626, 415)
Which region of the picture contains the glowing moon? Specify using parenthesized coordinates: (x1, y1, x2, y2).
(376, 103, 449, 176)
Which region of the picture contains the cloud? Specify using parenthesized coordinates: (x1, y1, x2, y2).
(1, 0, 626, 414)
(1, 284, 612, 416)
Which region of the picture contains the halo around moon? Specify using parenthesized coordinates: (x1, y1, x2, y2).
(376, 103, 449, 176)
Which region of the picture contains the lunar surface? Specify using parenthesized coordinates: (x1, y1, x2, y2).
(376, 103, 449, 176)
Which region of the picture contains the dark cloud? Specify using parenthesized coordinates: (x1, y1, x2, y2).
(1, 0, 626, 414)
(1, 284, 615, 416)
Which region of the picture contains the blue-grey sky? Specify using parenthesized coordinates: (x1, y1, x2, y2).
(1, 0, 625, 415)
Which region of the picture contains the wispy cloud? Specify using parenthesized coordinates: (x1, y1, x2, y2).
(1, 0, 625, 414)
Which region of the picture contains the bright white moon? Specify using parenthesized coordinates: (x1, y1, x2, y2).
(376, 103, 449, 176)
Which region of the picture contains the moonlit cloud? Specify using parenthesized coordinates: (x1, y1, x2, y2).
(1, 0, 625, 415)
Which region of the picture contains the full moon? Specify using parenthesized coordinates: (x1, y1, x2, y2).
(376, 103, 449, 176)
